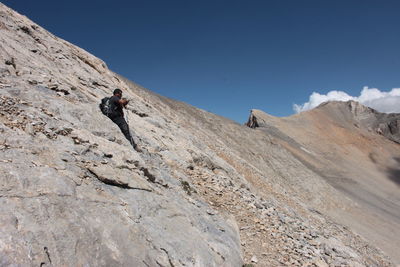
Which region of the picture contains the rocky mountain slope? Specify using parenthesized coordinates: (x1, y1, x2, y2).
(0, 3, 398, 266)
(247, 101, 400, 264)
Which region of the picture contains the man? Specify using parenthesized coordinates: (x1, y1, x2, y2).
(108, 88, 141, 152)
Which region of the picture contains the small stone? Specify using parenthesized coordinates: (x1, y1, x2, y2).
(206, 210, 216, 215)
(278, 214, 286, 224)
(251, 255, 258, 263)
(49, 83, 58, 89)
(314, 258, 329, 267)
(322, 255, 330, 264)
(28, 79, 38, 85)
(254, 202, 263, 209)
(310, 231, 318, 238)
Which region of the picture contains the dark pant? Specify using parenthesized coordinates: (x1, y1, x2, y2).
(110, 116, 135, 146)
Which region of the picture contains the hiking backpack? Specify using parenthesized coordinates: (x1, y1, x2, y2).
(99, 97, 111, 116)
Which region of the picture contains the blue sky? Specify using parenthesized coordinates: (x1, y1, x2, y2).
(4, 0, 400, 122)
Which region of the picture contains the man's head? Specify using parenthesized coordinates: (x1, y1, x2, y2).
(113, 88, 122, 97)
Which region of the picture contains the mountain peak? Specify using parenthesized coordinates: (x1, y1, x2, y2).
(314, 100, 375, 115)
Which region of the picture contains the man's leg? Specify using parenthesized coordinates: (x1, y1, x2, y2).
(111, 116, 136, 147)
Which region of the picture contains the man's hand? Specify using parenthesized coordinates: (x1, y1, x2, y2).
(119, 98, 130, 106)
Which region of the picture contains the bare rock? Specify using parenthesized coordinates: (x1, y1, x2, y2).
(87, 164, 151, 191)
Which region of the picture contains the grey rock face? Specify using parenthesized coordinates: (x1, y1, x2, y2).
(346, 100, 400, 143)
(0, 3, 242, 266)
(0, 2, 396, 267)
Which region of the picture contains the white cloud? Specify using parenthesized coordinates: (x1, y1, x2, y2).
(293, 87, 400, 114)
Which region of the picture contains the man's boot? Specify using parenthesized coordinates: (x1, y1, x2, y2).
(132, 142, 142, 153)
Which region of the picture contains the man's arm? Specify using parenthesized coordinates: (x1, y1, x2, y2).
(118, 98, 129, 107)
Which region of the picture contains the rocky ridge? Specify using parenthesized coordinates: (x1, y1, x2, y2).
(0, 3, 397, 266)
(318, 100, 400, 143)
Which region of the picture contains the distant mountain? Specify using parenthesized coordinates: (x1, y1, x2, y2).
(0, 3, 398, 266)
(247, 101, 400, 263)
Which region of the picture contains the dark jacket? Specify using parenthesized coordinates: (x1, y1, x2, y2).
(109, 95, 124, 118)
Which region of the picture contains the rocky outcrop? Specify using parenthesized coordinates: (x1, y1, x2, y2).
(246, 110, 259, 128)
(335, 100, 400, 143)
(373, 115, 400, 144)
(377, 118, 400, 143)
(0, 2, 397, 266)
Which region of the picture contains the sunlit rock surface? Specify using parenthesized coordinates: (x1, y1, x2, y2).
(0, 3, 398, 266)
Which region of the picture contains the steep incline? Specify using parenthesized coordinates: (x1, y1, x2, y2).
(248, 101, 400, 263)
(0, 3, 395, 266)
(0, 4, 243, 266)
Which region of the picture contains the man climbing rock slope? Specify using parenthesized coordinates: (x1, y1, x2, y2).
(103, 88, 141, 152)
